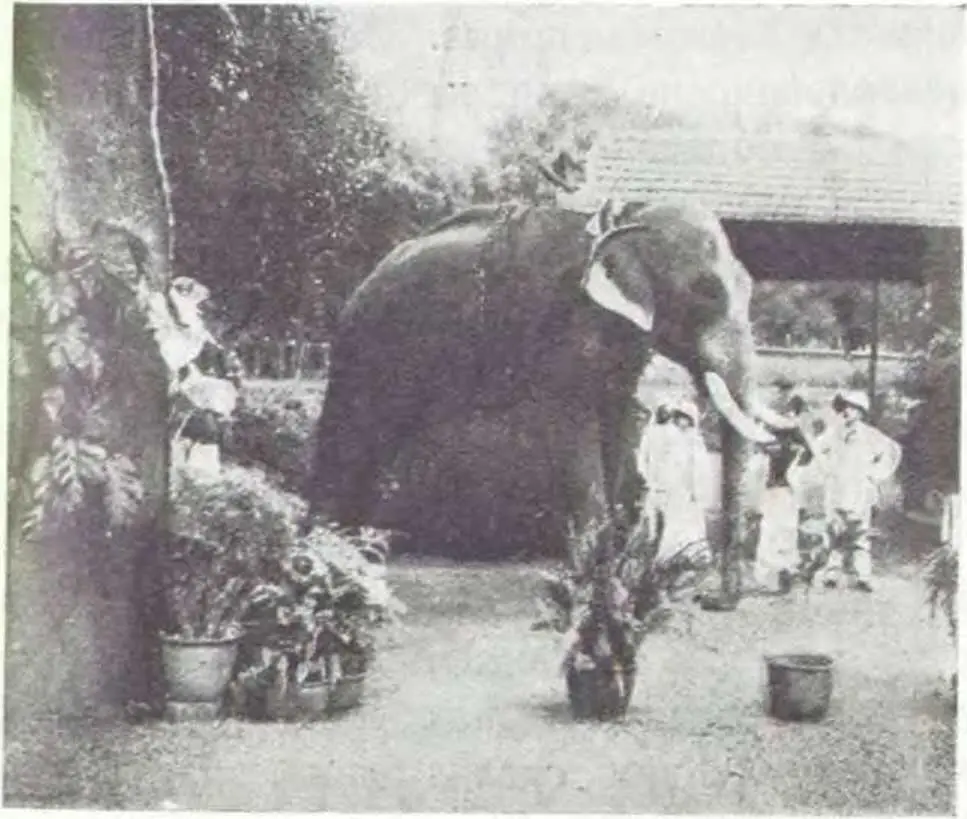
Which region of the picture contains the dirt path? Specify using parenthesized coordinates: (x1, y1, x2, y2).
(5, 568, 956, 813)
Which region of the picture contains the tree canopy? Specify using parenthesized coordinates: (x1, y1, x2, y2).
(152, 6, 452, 340)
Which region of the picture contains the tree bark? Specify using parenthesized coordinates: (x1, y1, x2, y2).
(9, 5, 170, 719)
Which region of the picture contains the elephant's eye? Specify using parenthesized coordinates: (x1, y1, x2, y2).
(692, 275, 727, 312)
(703, 234, 719, 262)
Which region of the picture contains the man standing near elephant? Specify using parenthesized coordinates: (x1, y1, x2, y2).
(815, 391, 902, 592)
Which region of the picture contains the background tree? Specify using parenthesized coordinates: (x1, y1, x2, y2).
(154, 6, 453, 342)
(473, 83, 684, 204)
(749, 281, 923, 351)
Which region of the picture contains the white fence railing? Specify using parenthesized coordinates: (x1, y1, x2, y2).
(231, 339, 914, 382)
(756, 345, 914, 363)
(232, 339, 331, 380)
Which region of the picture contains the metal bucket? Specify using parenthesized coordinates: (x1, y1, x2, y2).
(765, 653, 834, 722)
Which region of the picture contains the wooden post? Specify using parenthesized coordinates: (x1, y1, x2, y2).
(867, 276, 880, 423)
(294, 341, 306, 381)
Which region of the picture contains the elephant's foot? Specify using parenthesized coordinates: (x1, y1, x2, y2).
(694, 560, 756, 612)
(697, 590, 741, 612)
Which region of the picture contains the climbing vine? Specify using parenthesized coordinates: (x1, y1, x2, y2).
(9, 215, 237, 546)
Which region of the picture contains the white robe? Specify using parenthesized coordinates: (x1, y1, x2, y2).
(752, 435, 814, 588)
(656, 427, 711, 563)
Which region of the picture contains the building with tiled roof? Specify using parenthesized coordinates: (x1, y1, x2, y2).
(581, 128, 962, 285)
(573, 125, 962, 427)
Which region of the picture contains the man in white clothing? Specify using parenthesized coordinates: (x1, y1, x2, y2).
(815, 391, 902, 592)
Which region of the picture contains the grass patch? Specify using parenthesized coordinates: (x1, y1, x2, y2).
(389, 558, 550, 626)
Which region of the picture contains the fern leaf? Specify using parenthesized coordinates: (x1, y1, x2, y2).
(29, 453, 51, 485)
(18, 459, 51, 543)
(76, 440, 109, 483)
(23, 267, 58, 320)
(104, 454, 144, 527)
(41, 387, 66, 425)
(48, 436, 85, 516)
(19, 503, 45, 544)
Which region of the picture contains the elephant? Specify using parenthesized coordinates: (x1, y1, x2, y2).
(306, 199, 794, 601)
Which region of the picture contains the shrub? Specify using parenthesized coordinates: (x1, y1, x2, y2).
(223, 384, 323, 491)
(230, 522, 405, 721)
(924, 542, 958, 642)
(242, 525, 404, 680)
(165, 463, 305, 639)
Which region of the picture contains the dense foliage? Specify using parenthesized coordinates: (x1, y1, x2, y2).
(166, 464, 302, 639)
(222, 383, 323, 491)
(9, 219, 156, 545)
(153, 6, 453, 341)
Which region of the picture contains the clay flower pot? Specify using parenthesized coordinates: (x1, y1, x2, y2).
(160, 632, 240, 703)
(565, 654, 635, 721)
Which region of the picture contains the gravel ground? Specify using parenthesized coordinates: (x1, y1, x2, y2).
(4, 562, 956, 813)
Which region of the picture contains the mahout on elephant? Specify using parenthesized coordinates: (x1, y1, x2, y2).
(306, 198, 794, 600)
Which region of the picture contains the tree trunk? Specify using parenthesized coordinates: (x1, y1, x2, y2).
(8, 5, 170, 719)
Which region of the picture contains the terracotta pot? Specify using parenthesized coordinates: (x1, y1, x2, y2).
(160, 633, 239, 703)
(294, 680, 330, 721)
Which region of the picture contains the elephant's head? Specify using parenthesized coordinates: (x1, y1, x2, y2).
(581, 199, 794, 583)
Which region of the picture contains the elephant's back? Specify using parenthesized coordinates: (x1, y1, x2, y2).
(326, 206, 612, 410)
(337, 207, 590, 341)
(343, 220, 492, 319)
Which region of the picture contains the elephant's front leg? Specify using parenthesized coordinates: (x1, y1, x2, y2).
(597, 389, 645, 540)
(555, 413, 612, 559)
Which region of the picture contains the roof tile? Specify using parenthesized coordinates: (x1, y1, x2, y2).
(585, 131, 963, 227)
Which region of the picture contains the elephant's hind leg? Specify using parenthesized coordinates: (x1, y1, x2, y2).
(306, 379, 394, 530)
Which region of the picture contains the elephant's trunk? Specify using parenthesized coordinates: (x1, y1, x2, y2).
(697, 326, 766, 601)
(718, 380, 759, 600)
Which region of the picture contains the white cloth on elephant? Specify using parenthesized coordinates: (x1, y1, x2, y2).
(655, 426, 712, 564)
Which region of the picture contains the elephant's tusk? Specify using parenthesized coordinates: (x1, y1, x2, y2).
(749, 401, 800, 431)
(704, 373, 776, 445)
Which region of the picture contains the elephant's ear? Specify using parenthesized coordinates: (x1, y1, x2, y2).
(584, 200, 657, 333)
(583, 256, 655, 334)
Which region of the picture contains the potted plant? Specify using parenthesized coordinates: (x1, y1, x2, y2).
(533, 505, 714, 720)
(161, 464, 302, 710)
(231, 524, 405, 722)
